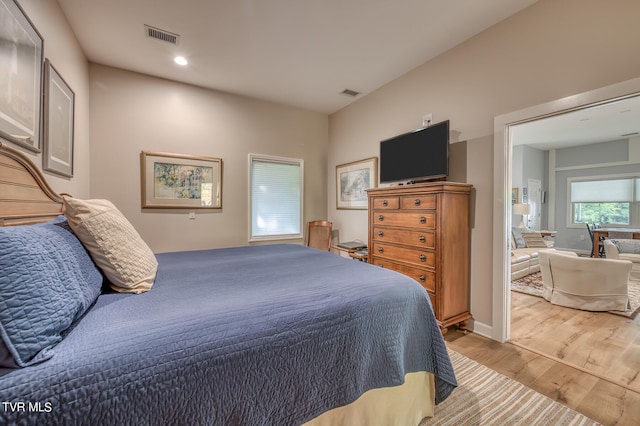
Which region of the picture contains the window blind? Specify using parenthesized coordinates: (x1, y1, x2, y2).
(250, 155, 302, 239)
(571, 178, 634, 203)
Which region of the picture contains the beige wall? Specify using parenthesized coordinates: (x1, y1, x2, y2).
(328, 0, 640, 332)
(12, 0, 90, 197)
(89, 64, 328, 253)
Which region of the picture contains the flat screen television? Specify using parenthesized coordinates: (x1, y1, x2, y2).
(379, 120, 449, 184)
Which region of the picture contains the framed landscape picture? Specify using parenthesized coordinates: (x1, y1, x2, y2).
(0, 0, 44, 152)
(336, 157, 377, 210)
(140, 151, 222, 209)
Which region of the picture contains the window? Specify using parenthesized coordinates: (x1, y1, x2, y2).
(570, 177, 639, 226)
(249, 154, 303, 241)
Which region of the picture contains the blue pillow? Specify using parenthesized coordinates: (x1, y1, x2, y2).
(0, 216, 103, 367)
(512, 227, 527, 249)
(611, 239, 640, 254)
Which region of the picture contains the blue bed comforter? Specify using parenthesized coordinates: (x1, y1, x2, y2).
(0, 244, 456, 425)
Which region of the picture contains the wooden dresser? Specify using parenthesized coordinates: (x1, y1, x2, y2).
(367, 182, 472, 333)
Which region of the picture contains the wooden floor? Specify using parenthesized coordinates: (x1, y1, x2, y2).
(510, 291, 640, 394)
(444, 292, 640, 426)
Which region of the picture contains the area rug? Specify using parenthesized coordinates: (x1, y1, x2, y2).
(420, 350, 599, 425)
(511, 272, 640, 318)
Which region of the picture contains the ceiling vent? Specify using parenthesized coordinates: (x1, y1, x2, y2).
(144, 25, 180, 45)
(340, 89, 361, 97)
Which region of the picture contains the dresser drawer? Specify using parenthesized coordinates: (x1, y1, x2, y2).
(401, 195, 436, 210)
(372, 243, 435, 268)
(371, 257, 436, 292)
(372, 226, 435, 249)
(373, 211, 436, 228)
(372, 197, 399, 209)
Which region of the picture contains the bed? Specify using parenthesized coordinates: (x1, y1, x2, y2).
(0, 142, 456, 425)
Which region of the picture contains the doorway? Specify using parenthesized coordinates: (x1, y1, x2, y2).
(492, 77, 640, 342)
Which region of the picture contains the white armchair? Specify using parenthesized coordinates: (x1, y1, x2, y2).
(604, 239, 640, 280)
(538, 250, 631, 311)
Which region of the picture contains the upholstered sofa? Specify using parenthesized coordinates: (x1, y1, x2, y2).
(511, 228, 554, 280)
(539, 250, 631, 311)
(604, 239, 640, 280)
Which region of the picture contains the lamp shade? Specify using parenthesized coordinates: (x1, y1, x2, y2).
(513, 203, 530, 215)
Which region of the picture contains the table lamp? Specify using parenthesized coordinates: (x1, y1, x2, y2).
(513, 203, 531, 228)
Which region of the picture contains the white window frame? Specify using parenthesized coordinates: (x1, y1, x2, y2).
(248, 153, 304, 242)
(567, 173, 639, 228)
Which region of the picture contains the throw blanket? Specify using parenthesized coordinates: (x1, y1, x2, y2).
(0, 244, 455, 425)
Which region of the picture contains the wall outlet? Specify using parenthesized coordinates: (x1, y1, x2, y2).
(579, 234, 585, 241)
(422, 113, 433, 127)
(188, 211, 196, 220)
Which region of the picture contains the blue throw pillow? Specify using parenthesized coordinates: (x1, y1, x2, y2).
(0, 216, 103, 367)
(611, 239, 640, 254)
(512, 227, 527, 249)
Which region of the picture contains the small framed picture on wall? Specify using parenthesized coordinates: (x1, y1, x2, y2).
(336, 157, 378, 210)
(43, 59, 75, 177)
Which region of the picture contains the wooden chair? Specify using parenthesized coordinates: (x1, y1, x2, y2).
(306, 220, 332, 251)
(586, 223, 605, 257)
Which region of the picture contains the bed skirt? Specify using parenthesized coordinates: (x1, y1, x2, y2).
(304, 372, 435, 426)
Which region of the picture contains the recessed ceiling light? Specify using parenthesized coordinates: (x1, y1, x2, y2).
(174, 56, 188, 66)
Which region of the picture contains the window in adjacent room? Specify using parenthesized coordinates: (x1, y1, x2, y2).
(569, 176, 639, 226)
(249, 154, 304, 241)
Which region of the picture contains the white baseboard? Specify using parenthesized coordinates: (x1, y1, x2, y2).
(465, 319, 493, 340)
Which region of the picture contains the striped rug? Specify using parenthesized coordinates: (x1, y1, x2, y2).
(420, 350, 600, 425)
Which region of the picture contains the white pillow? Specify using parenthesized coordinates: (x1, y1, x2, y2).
(63, 197, 157, 294)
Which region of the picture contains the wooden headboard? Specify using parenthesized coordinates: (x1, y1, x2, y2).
(0, 142, 64, 226)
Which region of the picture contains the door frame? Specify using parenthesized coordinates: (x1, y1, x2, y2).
(491, 77, 640, 342)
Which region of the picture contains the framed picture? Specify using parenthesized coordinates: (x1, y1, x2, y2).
(0, 0, 44, 152)
(511, 188, 518, 205)
(141, 151, 222, 209)
(336, 157, 378, 210)
(43, 59, 74, 177)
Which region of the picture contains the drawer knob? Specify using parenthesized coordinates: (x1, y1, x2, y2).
(382, 199, 388, 206)
(420, 254, 426, 262)
(378, 230, 384, 237)
(419, 216, 426, 224)
(414, 199, 421, 206)
(378, 247, 384, 253)
(419, 235, 426, 243)
(378, 214, 384, 221)
(419, 274, 426, 282)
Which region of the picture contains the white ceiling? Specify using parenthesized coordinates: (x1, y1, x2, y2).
(56, 0, 538, 114)
(511, 95, 640, 150)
